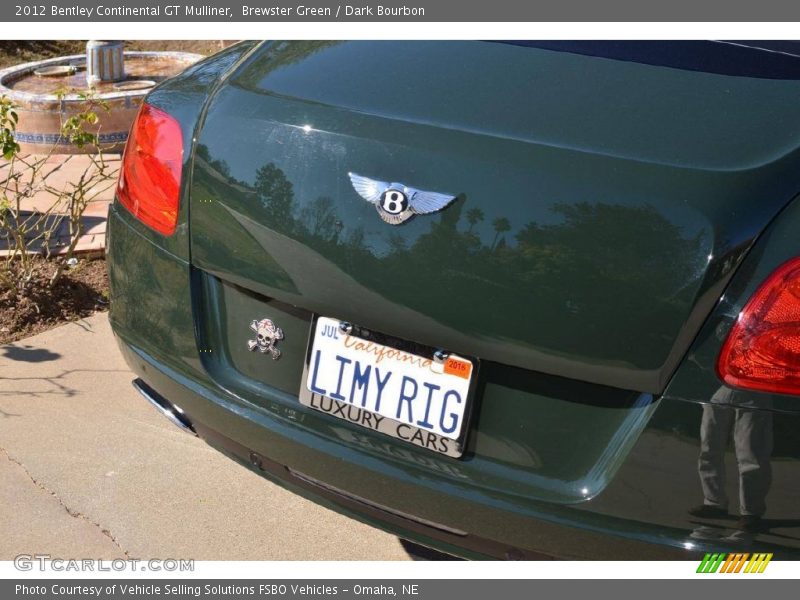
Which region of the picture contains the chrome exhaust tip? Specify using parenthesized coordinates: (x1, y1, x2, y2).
(132, 379, 196, 435)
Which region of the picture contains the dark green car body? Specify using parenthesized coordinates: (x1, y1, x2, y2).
(108, 41, 800, 559)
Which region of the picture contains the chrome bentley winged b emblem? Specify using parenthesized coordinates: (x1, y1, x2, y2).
(348, 172, 457, 225)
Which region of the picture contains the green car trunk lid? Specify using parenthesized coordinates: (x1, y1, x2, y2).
(188, 41, 800, 393)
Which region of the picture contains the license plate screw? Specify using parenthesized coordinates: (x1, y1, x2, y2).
(433, 349, 449, 363)
(338, 321, 353, 334)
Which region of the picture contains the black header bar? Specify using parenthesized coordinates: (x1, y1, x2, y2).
(6, 0, 800, 22)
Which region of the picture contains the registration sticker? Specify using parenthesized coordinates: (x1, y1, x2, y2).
(297, 317, 476, 458)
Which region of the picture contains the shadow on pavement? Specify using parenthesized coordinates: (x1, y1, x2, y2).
(1, 345, 61, 363)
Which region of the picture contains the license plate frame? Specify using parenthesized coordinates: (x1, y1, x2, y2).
(297, 316, 478, 458)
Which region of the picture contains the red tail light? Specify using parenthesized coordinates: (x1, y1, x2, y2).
(116, 103, 183, 235)
(717, 257, 800, 395)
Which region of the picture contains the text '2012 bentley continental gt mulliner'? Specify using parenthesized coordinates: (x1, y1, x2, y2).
(108, 41, 800, 560)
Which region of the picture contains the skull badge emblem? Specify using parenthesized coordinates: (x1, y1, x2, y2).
(247, 318, 284, 360)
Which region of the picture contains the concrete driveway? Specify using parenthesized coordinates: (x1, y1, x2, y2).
(0, 314, 410, 560)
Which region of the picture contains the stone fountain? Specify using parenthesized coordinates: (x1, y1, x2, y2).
(0, 41, 202, 154)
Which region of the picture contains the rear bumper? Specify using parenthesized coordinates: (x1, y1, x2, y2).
(120, 332, 794, 561)
(116, 336, 691, 560)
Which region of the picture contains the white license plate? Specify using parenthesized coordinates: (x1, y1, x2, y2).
(298, 317, 475, 458)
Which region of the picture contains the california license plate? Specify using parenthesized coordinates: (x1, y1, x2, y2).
(298, 316, 476, 458)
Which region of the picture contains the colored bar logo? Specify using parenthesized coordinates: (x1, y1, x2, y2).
(697, 553, 773, 573)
